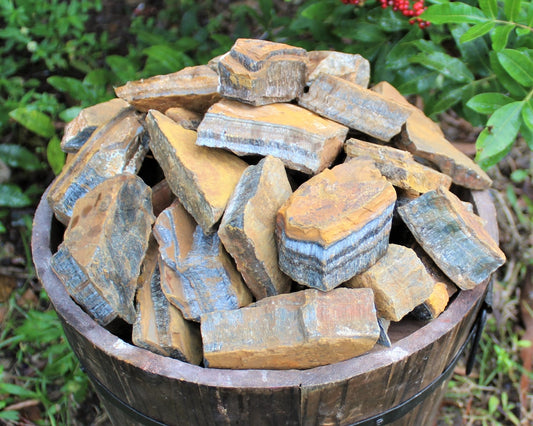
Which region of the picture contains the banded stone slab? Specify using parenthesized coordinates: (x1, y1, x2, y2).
(298, 73, 412, 142)
(146, 109, 248, 233)
(196, 99, 348, 174)
(345, 138, 452, 194)
(115, 65, 221, 113)
(398, 187, 506, 289)
(61, 98, 131, 153)
(306, 51, 370, 87)
(51, 174, 155, 325)
(219, 156, 292, 300)
(346, 244, 435, 322)
(165, 106, 203, 130)
(48, 108, 148, 224)
(153, 200, 252, 322)
(218, 38, 308, 106)
(133, 239, 202, 364)
(201, 288, 380, 369)
(276, 158, 396, 291)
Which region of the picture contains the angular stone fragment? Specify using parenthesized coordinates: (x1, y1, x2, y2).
(115, 65, 221, 113)
(47, 108, 147, 224)
(60, 98, 131, 153)
(153, 200, 252, 322)
(371, 81, 413, 108)
(345, 138, 452, 194)
(306, 51, 370, 87)
(145, 109, 248, 233)
(165, 106, 203, 130)
(377, 317, 391, 347)
(346, 244, 435, 321)
(51, 174, 155, 325)
(219, 156, 292, 300)
(398, 187, 506, 289)
(196, 99, 348, 174)
(276, 158, 396, 291)
(201, 288, 380, 369)
(410, 282, 451, 321)
(133, 239, 202, 364)
(218, 38, 308, 106)
(298, 74, 412, 142)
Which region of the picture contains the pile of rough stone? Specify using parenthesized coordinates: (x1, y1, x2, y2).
(48, 39, 506, 370)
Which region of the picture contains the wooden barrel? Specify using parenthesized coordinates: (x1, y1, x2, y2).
(31, 186, 498, 426)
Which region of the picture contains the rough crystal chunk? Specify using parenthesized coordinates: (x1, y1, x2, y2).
(306, 51, 370, 87)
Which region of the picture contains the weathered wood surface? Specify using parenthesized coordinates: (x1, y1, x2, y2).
(47, 108, 147, 224)
(60, 98, 131, 153)
(146, 109, 248, 233)
(196, 99, 348, 174)
(201, 288, 380, 370)
(217, 38, 307, 106)
(346, 244, 435, 321)
(298, 73, 412, 142)
(306, 51, 370, 87)
(345, 137, 452, 194)
(277, 158, 396, 291)
(50, 174, 154, 325)
(219, 156, 292, 300)
(153, 200, 252, 322)
(398, 187, 506, 289)
(115, 65, 221, 113)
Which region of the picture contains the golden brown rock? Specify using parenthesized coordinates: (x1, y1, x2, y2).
(217, 38, 308, 106)
(196, 99, 348, 174)
(201, 288, 380, 369)
(306, 51, 370, 87)
(410, 282, 452, 321)
(165, 106, 203, 130)
(145, 109, 248, 233)
(115, 65, 221, 113)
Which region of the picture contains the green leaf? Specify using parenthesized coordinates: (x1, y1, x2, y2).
(47, 76, 91, 103)
(142, 45, 194, 75)
(0, 184, 32, 208)
(491, 25, 514, 51)
(301, 2, 333, 20)
(421, 4, 488, 24)
(334, 22, 386, 43)
(428, 84, 473, 116)
(59, 106, 83, 123)
(47, 136, 65, 175)
(521, 120, 533, 150)
(410, 52, 474, 83)
(460, 21, 495, 43)
(522, 100, 533, 132)
(8, 107, 55, 138)
(479, 0, 498, 18)
(504, 0, 521, 22)
(490, 51, 528, 97)
(0, 221, 6, 233)
(497, 49, 533, 87)
(106, 55, 139, 84)
(0, 144, 43, 172)
(466, 93, 514, 114)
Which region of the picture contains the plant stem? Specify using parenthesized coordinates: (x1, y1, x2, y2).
(494, 20, 533, 32)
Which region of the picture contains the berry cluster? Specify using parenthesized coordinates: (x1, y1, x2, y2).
(379, 0, 430, 29)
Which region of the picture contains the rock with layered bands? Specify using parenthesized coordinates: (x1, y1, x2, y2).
(306, 51, 370, 87)
(276, 158, 396, 291)
(51, 174, 155, 325)
(217, 38, 308, 106)
(115, 65, 221, 113)
(346, 244, 435, 321)
(298, 73, 412, 142)
(201, 288, 380, 369)
(60, 98, 132, 153)
(165, 106, 203, 130)
(219, 156, 292, 300)
(47, 108, 148, 224)
(344, 138, 452, 194)
(145, 109, 248, 233)
(153, 200, 252, 322)
(196, 99, 348, 174)
(410, 282, 453, 321)
(133, 239, 203, 363)
(398, 187, 506, 289)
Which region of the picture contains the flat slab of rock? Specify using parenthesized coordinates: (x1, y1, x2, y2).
(146, 109, 248, 233)
(196, 99, 348, 174)
(298, 73, 412, 142)
(345, 138, 452, 194)
(133, 239, 202, 363)
(276, 158, 396, 291)
(165, 106, 203, 130)
(398, 187, 506, 289)
(346, 244, 435, 321)
(48, 108, 148, 224)
(61, 98, 131, 153)
(306, 51, 370, 87)
(219, 156, 292, 300)
(115, 65, 221, 113)
(51, 174, 155, 325)
(217, 38, 307, 106)
(201, 288, 380, 369)
(153, 200, 252, 322)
